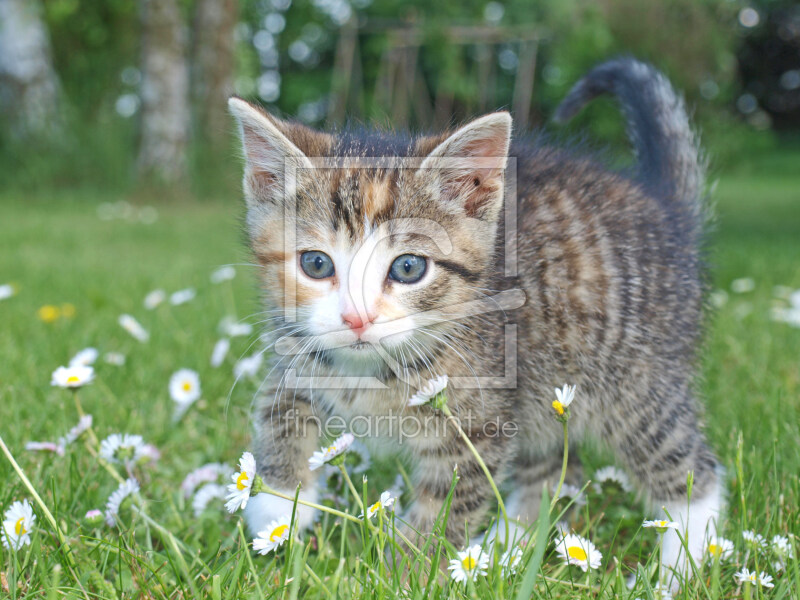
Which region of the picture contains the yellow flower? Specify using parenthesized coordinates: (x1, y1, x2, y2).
(38, 305, 61, 323)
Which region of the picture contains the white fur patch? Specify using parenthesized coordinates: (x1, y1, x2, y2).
(243, 484, 319, 536)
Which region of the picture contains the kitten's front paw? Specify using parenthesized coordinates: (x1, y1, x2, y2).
(243, 487, 319, 536)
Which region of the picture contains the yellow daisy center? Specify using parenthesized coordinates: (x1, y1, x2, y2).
(709, 544, 721, 556)
(236, 472, 249, 490)
(749, 574, 756, 582)
(14, 517, 26, 536)
(269, 524, 288, 542)
(326, 445, 337, 454)
(552, 400, 564, 415)
(461, 556, 477, 570)
(567, 546, 587, 561)
(182, 382, 192, 392)
(67, 375, 80, 384)
(369, 501, 381, 515)
(656, 520, 667, 527)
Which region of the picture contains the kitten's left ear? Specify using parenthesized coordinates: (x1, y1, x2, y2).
(419, 112, 512, 221)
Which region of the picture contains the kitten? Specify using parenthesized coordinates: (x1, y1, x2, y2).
(228, 58, 722, 580)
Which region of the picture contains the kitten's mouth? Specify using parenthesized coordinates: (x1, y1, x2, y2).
(349, 340, 372, 350)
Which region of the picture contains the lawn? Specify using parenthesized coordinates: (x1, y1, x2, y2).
(0, 151, 799, 599)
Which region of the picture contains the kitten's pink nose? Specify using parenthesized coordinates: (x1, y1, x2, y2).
(342, 311, 374, 337)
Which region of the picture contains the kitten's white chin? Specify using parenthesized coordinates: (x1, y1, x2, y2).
(244, 486, 319, 535)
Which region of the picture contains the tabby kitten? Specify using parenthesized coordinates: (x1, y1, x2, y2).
(228, 58, 722, 578)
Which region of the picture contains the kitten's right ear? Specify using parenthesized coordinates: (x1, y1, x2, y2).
(228, 97, 315, 202)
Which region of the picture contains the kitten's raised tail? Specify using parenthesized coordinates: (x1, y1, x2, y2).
(554, 58, 706, 232)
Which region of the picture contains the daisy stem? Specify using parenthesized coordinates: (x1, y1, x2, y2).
(72, 390, 125, 484)
(303, 563, 331, 595)
(549, 421, 569, 512)
(259, 487, 361, 525)
(338, 464, 365, 512)
(441, 405, 509, 545)
(657, 531, 664, 596)
(0, 433, 77, 570)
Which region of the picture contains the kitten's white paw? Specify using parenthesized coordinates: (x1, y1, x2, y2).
(243, 486, 319, 536)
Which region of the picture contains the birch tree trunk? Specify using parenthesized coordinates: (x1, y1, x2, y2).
(192, 0, 237, 147)
(0, 0, 61, 138)
(138, 0, 190, 183)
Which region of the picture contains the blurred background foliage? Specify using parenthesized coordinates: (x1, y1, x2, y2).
(0, 0, 798, 197)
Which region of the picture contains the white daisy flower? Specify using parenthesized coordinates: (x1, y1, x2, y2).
(99, 433, 146, 467)
(84, 509, 103, 524)
(181, 463, 232, 498)
(554, 533, 603, 571)
(119, 314, 149, 342)
(234, 353, 263, 379)
(308, 433, 355, 471)
(407, 375, 448, 407)
(552, 383, 576, 416)
(143, 289, 166, 310)
(169, 369, 201, 410)
(448, 544, 489, 583)
(210, 266, 236, 283)
(69, 347, 99, 367)
(0, 283, 17, 301)
(170, 288, 196, 306)
(555, 520, 571, 537)
(103, 352, 126, 366)
(500, 546, 523, 575)
(25, 441, 64, 455)
(210, 338, 230, 367)
(59, 414, 93, 447)
(734, 568, 774, 588)
(105, 478, 140, 526)
(2, 500, 35, 550)
(709, 289, 728, 308)
(253, 515, 292, 555)
(219, 316, 253, 337)
(192, 483, 228, 517)
(360, 491, 395, 519)
(225, 452, 257, 513)
(643, 519, 680, 533)
(743, 530, 767, 551)
(706, 537, 734, 560)
(139, 444, 161, 464)
(593, 466, 632, 493)
(51, 365, 95, 388)
(772, 534, 794, 568)
(553, 483, 587, 505)
(731, 277, 755, 293)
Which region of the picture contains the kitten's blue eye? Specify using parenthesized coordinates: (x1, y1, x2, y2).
(389, 254, 427, 284)
(300, 251, 335, 279)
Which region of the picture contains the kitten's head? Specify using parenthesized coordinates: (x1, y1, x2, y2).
(229, 98, 511, 375)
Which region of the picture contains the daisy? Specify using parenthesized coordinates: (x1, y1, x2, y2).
(99, 433, 146, 467)
(84, 509, 103, 524)
(554, 533, 603, 571)
(181, 463, 232, 498)
(308, 433, 355, 470)
(51, 365, 95, 389)
(105, 478, 140, 526)
(25, 441, 64, 455)
(743, 530, 767, 551)
(59, 415, 93, 447)
(69, 347, 99, 367)
(139, 444, 161, 464)
(192, 483, 228, 517)
(553, 483, 587, 506)
(593, 466, 632, 493)
(734, 568, 774, 588)
(772, 534, 794, 558)
(448, 544, 489, 583)
(225, 451, 257, 513)
(2, 500, 35, 550)
(0, 283, 17, 300)
(552, 384, 576, 416)
(170, 288, 196, 306)
(169, 369, 201, 410)
(731, 277, 755, 293)
(643, 519, 680, 533)
(38, 304, 61, 323)
(253, 515, 292, 555)
(143, 289, 166, 310)
(555, 520, 571, 537)
(119, 314, 149, 342)
(103, 352, 126, 366)
(361, 491, 395, 519)
(219, 316, 253, 337)
(500, 546, 523, 576)
(210, 338, 230, 367)
(234, 353, 263, 379)
(408, 375, 448, 407)
(211, 266, 236, 283)
(706, 537, 734, 560)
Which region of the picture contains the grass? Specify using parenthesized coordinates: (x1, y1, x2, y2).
(1, 151, 799, 599)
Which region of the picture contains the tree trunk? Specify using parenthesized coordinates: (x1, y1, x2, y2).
(138, 0, 189, 183)
(192, 0, 237, 147)
(0, 0, 61, 138)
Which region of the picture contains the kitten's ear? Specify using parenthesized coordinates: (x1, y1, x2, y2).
(228, 97, 317, 203)
(419, 112, 512, 221)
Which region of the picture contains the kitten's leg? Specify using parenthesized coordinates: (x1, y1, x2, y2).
(404, 421, 513, 548)
(244, 399, 323, 535)
(614, 393, 723, 588)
